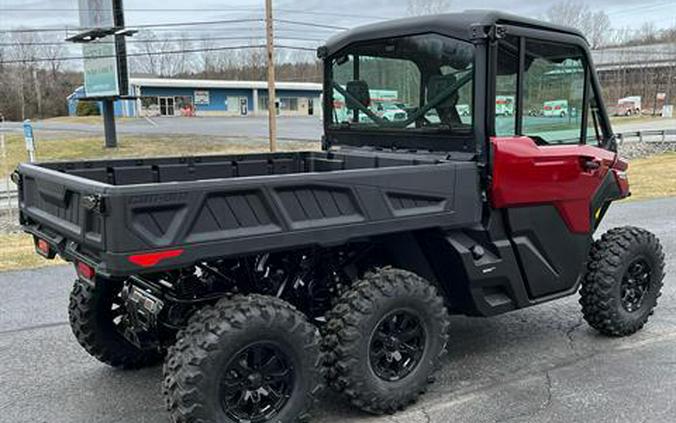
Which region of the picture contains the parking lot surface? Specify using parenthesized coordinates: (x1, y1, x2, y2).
(1, 197, 675, 423)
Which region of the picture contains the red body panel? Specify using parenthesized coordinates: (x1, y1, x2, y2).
(490, 137, 623, 234)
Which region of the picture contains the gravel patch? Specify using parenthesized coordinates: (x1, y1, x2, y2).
(618, 141, 676, 160)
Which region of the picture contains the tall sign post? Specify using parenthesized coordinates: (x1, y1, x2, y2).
(265, 0, 278, 152)
(68, 0, 134, 148)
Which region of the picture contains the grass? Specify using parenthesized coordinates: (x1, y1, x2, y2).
(609, 114, 675, 126)
(39, 116, 140, 125)
(627, 152, 676, 201)
(0, 233, 64, 272)
(0, 133, 318, 178)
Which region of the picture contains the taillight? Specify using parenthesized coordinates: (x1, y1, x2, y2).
(128, 249, 184, 268)
(35, 238, 56, 259)
(76, 261, 96, 281)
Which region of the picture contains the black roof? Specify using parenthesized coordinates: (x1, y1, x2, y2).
(321, 10, 586, 57)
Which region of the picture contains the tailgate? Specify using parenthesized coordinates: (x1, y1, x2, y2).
(17, 163, 108, 251)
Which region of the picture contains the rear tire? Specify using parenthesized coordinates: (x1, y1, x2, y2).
(580, 227, 665, 337)
(68, 278, 162, 369)
(322, 267, 449, 414)
(163, 294, 323, 423)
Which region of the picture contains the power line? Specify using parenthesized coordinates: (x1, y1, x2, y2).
(606, 1, 674, 16)
(0, 44, 318, 65)
(273, 19, 348, 31)
(0, 35, 325, 47)
(0, 18, 264, 34)
(0, 18, 348, 34)
(0, 7, 387, 21)
(0, 7, 261, 12)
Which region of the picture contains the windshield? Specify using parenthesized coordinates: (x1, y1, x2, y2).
(329, 34, 474, 133)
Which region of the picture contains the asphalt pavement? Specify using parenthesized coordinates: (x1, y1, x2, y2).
(2, 115, 675, 143)
(1, 197, 675, 423)
(0, 115, 324, 141)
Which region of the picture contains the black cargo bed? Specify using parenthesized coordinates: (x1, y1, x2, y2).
(17, 150, 481, 277)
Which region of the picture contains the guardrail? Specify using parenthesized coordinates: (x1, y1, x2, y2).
(616, 129, 676, 144)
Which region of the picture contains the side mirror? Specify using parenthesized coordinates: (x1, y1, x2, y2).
(346, 80, 370, 110)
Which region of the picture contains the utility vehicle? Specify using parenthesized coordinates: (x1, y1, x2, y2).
(15, 10, 666, 423)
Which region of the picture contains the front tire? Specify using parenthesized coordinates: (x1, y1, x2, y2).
(163, 294, 323, 423)
(322, 268, 449, 414)
(68, 278, 162, 368)
(580, 227, 665, 337)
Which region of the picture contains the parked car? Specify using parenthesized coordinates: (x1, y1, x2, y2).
(616, 96, 642, 116)
(543, 99, 569, 117)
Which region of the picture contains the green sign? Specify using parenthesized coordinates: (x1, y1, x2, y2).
(83, 38, 120, 97)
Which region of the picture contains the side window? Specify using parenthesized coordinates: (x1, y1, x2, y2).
(495, 36, 519, 136)
(522, 40, 585, 145)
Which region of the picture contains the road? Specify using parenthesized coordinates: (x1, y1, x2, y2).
(2, 115, 675, 143)
(0, 116, 324, 141)
(1, 197, 675, 423)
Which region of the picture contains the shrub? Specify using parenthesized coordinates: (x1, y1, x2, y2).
(76, 101, 100, 116)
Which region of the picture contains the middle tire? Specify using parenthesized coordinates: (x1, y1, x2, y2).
(323, 267, 450, 414)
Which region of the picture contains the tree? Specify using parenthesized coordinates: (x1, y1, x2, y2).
(545, 0, 611, 48)
(638, 22, 658, 44)
(588, 11, 611, 49)
(407, 0, 453, 16)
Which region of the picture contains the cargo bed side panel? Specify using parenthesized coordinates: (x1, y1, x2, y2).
(100, 162, 481, 275)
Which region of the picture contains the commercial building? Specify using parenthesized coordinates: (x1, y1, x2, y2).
(68, 78, 323, 118)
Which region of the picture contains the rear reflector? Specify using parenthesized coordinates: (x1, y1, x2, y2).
(35, 238, 56, 259)
(128, 249, 184, 268)
(76, 262, 95, 281)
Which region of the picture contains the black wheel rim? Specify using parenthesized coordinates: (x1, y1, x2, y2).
(620, 258, 652, 313)
(220, 342, 294, 422)
(369, 310, 426, 382)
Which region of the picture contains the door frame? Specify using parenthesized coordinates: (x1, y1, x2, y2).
(485, 25, 613, 152)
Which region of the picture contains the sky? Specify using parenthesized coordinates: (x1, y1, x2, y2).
(0, 0, 674, 66)
(1, 0, 675, 33)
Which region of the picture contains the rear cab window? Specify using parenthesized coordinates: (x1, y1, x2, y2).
(329, 34, 475, 135)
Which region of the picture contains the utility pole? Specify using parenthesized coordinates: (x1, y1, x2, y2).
(265, 0, 278, 152)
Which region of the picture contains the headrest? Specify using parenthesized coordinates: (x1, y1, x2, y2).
(346, 80, 370, 109)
